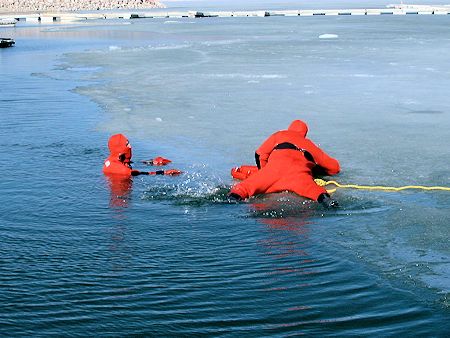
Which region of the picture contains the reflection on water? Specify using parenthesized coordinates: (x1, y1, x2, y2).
(104, 175, 133, 272)
(258, 212, 313, 292)
(105, 174, 133, 208)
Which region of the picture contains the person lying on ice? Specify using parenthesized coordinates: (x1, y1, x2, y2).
(228, 120, 340, 208)
(103, 133, 181, 176)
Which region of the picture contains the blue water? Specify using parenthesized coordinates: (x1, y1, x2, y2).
(1, 1, 450, 336)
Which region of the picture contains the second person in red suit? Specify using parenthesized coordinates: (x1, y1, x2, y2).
(229, 120, 340, 207)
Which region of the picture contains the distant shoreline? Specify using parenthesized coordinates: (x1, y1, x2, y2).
(0, 0, 165, 14)
(1, 3, 450, 22)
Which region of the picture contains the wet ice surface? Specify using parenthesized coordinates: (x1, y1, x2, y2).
(60, 14, 450, 294)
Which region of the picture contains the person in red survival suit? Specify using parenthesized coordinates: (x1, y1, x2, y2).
(102, 134, 136, 208)
(229, 120, 340, 208)
(103, 133, 180, 177)
(103, 134, 181, 208)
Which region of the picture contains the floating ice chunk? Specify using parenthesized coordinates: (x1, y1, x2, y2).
(352, 73, 375, 78)
(155, 117, 163, 122)
(109, 45, 121, 51)
(319, 34, 338, 39)
(201, 39, 243, 46)
(67, 67, 102, 72)
(149, 44, 191, 50)
(206, 73, 286, 79)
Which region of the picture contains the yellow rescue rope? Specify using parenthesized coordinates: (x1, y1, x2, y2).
(314, 178, 450, 194)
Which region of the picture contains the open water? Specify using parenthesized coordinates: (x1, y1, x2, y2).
(1, 0, 449, 336)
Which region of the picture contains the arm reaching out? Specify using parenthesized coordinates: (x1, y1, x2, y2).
(131, 169, 182, 176)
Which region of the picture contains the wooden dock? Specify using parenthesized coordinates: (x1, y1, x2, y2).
(1, 4, 449, 23)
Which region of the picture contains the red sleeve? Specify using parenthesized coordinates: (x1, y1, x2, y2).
(305, 140, 340, 175)
(255, 132, 279, 168)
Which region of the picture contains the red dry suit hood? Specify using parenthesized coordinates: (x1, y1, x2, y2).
(287, 120, 308, 137)
(107, 133, 132, 163)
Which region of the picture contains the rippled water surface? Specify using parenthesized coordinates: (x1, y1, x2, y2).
(1, 2, 449, 336)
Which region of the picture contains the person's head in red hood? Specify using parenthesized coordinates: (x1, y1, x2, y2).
(287, 119, 308, 137)
(108, 133, 132, 164)
(103, 134, 134, 175)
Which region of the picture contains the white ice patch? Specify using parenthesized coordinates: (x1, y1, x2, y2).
(403, 100, 419, 105)
(200, 39, 244, 46)
(155, 117, 163, 122)
(319, 34, 339, 39)
(205, 73, 287, 79)
(109, 45, 121, 51)
(352, 73, 375, 78)
(148, 44, 192, 50)
(164, 20, 195, 24)
(66, 67, 102, 72)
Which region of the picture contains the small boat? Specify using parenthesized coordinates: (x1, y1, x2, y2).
(0, 38, 15, 48)
(0, 18, 17, 27)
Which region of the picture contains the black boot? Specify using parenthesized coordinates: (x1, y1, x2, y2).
(227, 192, 243, 203)
(318, 193, 339, 208)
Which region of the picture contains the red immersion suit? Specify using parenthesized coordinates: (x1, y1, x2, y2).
(230, 120, 340, 201)
(103, 133, 139, 176)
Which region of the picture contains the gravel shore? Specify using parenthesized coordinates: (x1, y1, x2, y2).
(0, 0, 165, 13)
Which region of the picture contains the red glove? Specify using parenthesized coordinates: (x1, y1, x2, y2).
(148, 169, 182, 176)
(142, 156, 172, 166)
(153, 156, 172, 166)
(163, 169, 182, 176)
